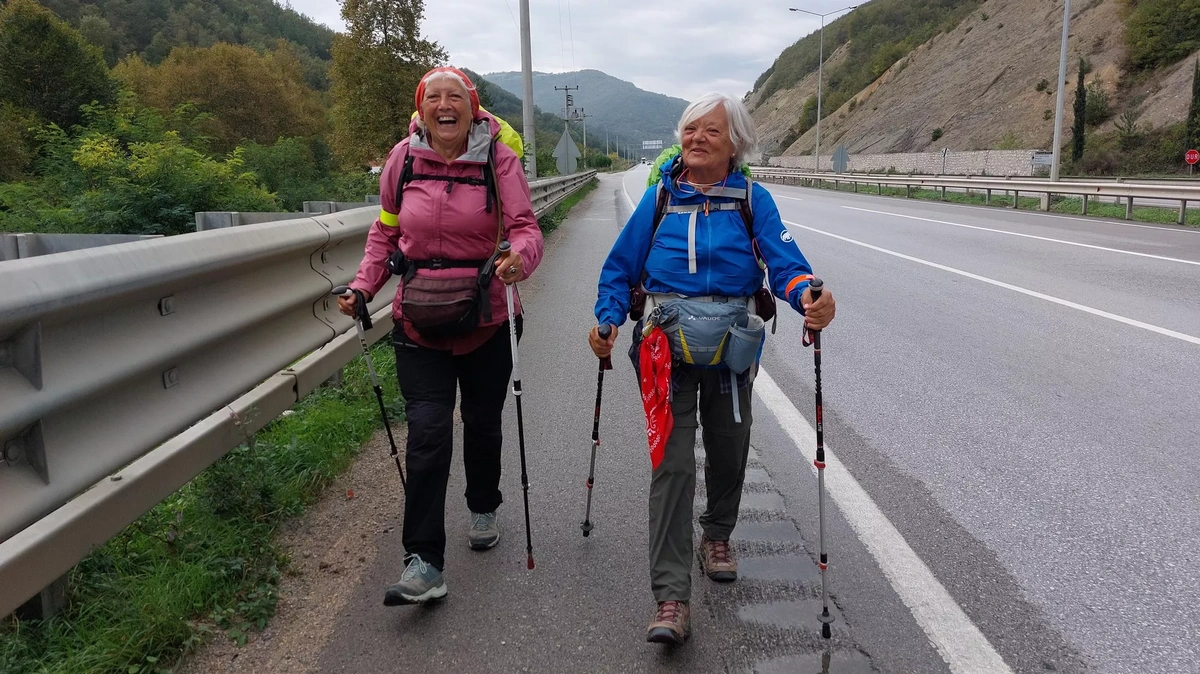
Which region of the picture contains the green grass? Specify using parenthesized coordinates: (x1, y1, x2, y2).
(1, 342, 403, 674)
(537, 177, 598, 234)
(793, 179, 1200, 227)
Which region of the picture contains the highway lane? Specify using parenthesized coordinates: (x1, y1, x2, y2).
(755, 178, 1200, 674)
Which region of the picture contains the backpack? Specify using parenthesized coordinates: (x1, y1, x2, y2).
(630, 165, 777, 331)
(386, 139, 505, 338)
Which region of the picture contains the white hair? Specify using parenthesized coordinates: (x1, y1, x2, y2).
(415, 70, 474, 132)
(676, 92, 759, 166)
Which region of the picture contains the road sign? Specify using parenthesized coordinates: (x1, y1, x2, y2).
(1186, 149, 1199, 165)
(554, 129, 581, 175)
(642, 140, 663, 150)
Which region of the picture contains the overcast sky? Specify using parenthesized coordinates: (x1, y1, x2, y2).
(287, 0, 838, 101)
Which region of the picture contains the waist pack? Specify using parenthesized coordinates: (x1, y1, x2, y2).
(398, 257, 498, 339)
(651, 297, 765, 374)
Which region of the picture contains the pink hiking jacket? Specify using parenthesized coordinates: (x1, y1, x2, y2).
(351, 111, 543, 354)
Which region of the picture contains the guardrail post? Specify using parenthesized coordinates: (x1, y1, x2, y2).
(878, 183, 883, 196)
(1012, 190, 1019, 209)
(1041, 193, 1051, 212)
(15, 575, 68, 620)
(853, 182, 858, 193)
(1180, 200, 1188, 225)
(940, 186, 947, 201)
(985, 189, 991, 205)
(906, 185, 913, 199)
(1082, 194, 1089, 215)
(1125, 196, 1133, 220)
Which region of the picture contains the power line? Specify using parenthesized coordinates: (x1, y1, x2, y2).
(566, 0, 577, 80)
(501, 0, 519, 30)
(557, 0, 567, 73)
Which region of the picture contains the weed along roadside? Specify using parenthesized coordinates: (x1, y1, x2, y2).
(0, 180, 598, 674)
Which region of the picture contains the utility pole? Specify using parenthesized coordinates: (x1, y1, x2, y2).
(790, 5, 856, 172)
(555, 85, 579, 173)
(519, 0, 536, 178)
(555, 85, 579, 133)
(577, 108, 592, 167)
(1049, 0, 1071, 181)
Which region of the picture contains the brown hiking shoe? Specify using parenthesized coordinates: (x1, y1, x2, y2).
(646, 600, 691, 644)
(700, 536, 738, 582)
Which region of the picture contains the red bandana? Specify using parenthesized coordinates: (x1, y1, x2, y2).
(639, 326, 674, 470)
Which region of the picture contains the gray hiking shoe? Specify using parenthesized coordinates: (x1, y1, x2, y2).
(383, 554, 447, 606)
(468, 511, 500, 550)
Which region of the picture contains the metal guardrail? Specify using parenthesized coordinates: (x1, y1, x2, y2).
(0, 171, 596, 617)
(750, 168, 1200, 224)
(529, 170, 598, 218)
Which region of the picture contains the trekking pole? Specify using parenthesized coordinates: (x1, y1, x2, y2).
(332, 285, 406, 491)
(803, 277, 832, 639)
(581, 324, 613, 537)
(499, 242, 535, 570)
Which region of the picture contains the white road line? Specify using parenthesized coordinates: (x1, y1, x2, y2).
(842, 206, 1200, 266)
(782, 219, 1200, 347)
(626, 174, 1011, 671)
(755, 369, 1014, 674)
(767, 183, 1200, 234)
(775, 195, 804, 201)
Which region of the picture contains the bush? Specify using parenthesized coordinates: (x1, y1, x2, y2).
(996, 132, 1023, 150)
(931, 127, 944, 142)
(1080, 148, 1120, 175)
(1085, 82, 1111, 125)
(1036, 78, 1050, 92)
(1044, 109, 1054, 120)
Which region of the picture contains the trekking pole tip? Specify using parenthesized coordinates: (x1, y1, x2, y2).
(526, 555, 535, 570)
(821, 623, 831, 639)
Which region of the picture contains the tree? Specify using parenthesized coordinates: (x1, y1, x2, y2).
(0, 102, 37, 181)
(1071, 57, 1087, 163)
(114, 42, 327, 154)
(330, 0, 447, 165)
(0, 0, 116, 130)
(1187, 60, 1200, 155)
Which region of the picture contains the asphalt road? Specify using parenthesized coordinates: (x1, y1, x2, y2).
(312, 169, 1199, 674)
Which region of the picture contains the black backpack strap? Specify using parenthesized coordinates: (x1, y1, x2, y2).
(395, 152, 415, 214)
(483, 140, 496, 214)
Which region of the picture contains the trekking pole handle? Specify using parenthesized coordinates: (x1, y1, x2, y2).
(808, 277, 823, 302)
(499, 240, 511, 253)
(597, 324, 613, 370)
(331, 285, 372, 330)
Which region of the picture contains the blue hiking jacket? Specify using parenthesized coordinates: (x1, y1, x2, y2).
(595, 155, 814, 328)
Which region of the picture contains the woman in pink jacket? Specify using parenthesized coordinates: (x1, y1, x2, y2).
(338, 67, 543, 606)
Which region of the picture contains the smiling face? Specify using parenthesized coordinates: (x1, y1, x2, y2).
(420, 77, 472, 154)
(681, 104, 736, 181)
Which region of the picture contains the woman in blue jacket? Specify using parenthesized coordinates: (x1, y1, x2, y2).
(588, 92, 836, 644)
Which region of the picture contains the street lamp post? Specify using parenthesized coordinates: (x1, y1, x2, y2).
(1049, 0, 1071, 182)
(790, 5, 856, 173)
